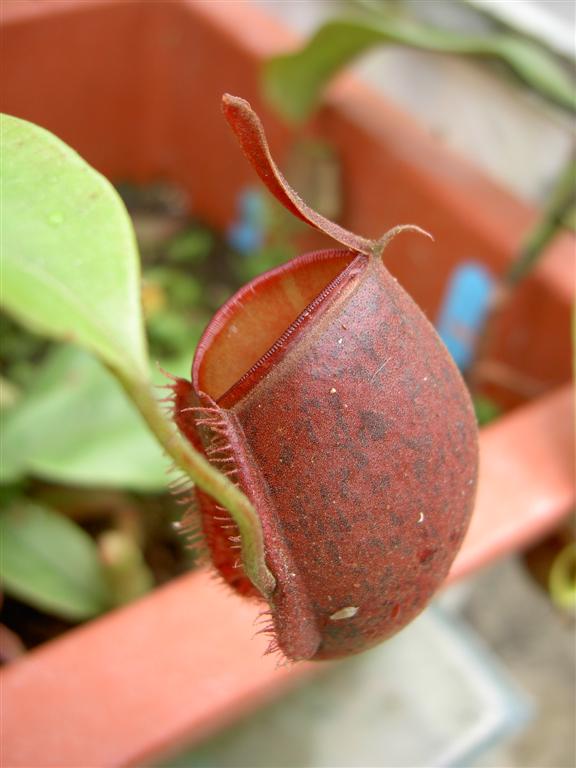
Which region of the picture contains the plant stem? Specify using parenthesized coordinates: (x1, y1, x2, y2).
(114, 369, 276, 598)
(505, 156, 576, 289)
(468, 155, 575, 396)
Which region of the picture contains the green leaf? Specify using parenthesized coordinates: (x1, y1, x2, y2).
(0, 114, 149, 382)
(0, 376, 20, 409)
(562, 201, 576, 233)
(264, 17, 576, 123)
(506, 156, 576, 287)
(473, 395, 502, 426)
(0, 503, 112, 620)
(1, 345, 173, 491)
(167, 227, 215, 264)
(549, 542, 576, 614)
(99, 530, 155, 607)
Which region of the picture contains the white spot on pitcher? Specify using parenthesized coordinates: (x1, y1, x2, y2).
(329, 606, 359, 621)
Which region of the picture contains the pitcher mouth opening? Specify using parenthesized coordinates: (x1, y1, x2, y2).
(192, 249, 367, 405)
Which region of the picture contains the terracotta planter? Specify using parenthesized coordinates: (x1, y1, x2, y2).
(1, 1, 574, 766)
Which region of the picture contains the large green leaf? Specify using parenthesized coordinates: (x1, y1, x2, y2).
(264, 17, 576, 123)
(1, 346, 174, 491)
(0, 503, 112, 620)
(0, 114, 149, 381)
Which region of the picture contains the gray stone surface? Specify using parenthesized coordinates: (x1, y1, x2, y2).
(462, 558, 576, 768)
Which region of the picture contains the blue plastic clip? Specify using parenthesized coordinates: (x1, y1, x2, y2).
(436, 262, 494, 372)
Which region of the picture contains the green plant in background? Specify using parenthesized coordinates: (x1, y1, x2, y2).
(2, 346, 173, 491)
(0, 202, 207, 626)
(505, 156, 576, 288)
(549, 542, 576, 615)
(0, 503, 113, 621)
(0, 113, 276, 634)
(263, 1, 576, 124)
